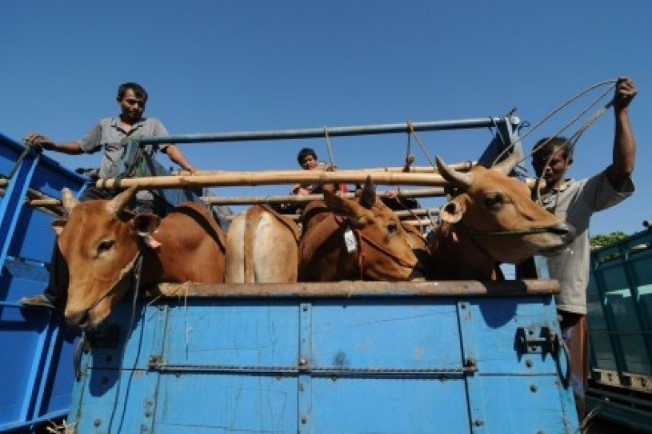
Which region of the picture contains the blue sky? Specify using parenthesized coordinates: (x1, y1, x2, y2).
(1, 0, 649, 235)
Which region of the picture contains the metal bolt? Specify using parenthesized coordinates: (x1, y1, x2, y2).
(299, 357, 307, 366)
(301, 416, 308, 424)
(530, 384, 538, 393)
(302, 305, 308, 312)
(94, 418, 101, 427)
(473, 419, 484, 427)
(525, 359, 533, 368)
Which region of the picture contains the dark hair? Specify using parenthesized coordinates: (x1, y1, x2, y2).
(532, 136, 573, 161)
(297, 147, 317, 166)
(117, 82, 148, 102)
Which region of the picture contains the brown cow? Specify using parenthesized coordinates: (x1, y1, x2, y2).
(299, 177, 423, 281)
(225, 204, 300, 283)
(53, 185, 226, 329)
(430, 152, 575, 280)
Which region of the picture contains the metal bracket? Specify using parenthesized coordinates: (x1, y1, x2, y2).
(515, 326, 559, 354)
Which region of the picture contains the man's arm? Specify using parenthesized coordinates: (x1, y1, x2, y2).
(26, 133, 84, 154)
(606, 77, 637, 188)
(163, 145, 196, 174)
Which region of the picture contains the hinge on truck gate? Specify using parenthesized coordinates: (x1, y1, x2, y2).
(515, 326, 560, 354)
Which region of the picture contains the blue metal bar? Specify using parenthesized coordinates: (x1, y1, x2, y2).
(298, 303, 313, 433)
(0, 149, 40, 267)
(33, 317, 63, 424)
(19, 311, 53, 423)
(0, 409, 68, 432)
(140, 117, 513, 145)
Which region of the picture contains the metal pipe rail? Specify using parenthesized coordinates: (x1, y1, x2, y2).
(139, 117, 518, 145)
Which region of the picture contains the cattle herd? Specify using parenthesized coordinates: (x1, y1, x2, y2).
(53, 151, 575, 329)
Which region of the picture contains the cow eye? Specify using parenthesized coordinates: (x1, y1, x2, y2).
(387, 222, 398, 234)
(484, 194, 505, 210)
(97, 240, 115, 254)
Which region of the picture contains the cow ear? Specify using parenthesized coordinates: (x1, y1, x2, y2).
(51, 219, 67, 236)
(439, 200, 465, 224)
(131, 213, 162, 237)
(324, 190, 365, 227)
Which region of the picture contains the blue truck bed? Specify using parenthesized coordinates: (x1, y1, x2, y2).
(68, 281, 579, 433)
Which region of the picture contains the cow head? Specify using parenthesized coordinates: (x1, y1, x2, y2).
(432, 152, 575, 279)
(52, 186, 160, 329)
(300, 177, 421, 281)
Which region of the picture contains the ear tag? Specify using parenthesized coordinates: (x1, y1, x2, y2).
(144, 235, 162, 249)
(343, 228, 357, 253)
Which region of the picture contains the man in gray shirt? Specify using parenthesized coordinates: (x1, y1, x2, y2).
(20, 82, 197, 308)
(26, 81, 196, 213)
(531, 77, 637, 419)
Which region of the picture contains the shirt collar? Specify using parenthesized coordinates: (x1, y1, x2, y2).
(110, 116, 147, 133)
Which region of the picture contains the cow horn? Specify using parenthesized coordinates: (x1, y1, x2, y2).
(61, 188, 79, 215)
(359, 175, 376, 208)
(436, 156, 473, 190)
(491, 148, 523, 175)
(106, 185, 138, 215)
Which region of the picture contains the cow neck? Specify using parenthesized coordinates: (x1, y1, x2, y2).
(433, 225, 498, 280)
(332, 214, 418, 279)
(300, 211, 344, 269)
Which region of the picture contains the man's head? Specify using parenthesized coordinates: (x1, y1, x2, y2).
(117, 82, 148, 123)
(531, 136, 573, 189)
(297, 147, 318, 170)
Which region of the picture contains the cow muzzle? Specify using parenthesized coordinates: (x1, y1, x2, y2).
(547, 221, 576, 243)
(65, 308, 93, 330)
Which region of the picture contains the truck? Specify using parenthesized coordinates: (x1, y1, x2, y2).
(0, 117, 582, 433)
(586, 223, 652, 432)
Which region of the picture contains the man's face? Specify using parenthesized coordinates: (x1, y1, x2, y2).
(532, 146, 571, 189)
(118, 88, 146, 122)
(301, 154, 318, 170)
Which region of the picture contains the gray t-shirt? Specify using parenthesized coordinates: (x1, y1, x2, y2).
(541, 171, 634, 314)
(78, 116, 170, 179)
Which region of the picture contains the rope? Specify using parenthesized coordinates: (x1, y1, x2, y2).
(490, 79, 618, 168)
(407, 121, 436, 168)
(403, 122, 414, 172)
(113, 138, 146, 192)
(323, 127, 336, 170)
(532, 94, 614, 207)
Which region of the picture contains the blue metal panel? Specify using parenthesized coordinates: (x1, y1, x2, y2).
(68, 290, 579, 433)
(0, 133, 86, 433)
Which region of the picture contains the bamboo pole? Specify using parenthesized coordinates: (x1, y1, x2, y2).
(175, 161, 477, 177)
(202, 187, 448, 205)
(0, 179, 64, 216)
(225, 208, 440, 220)
(96, 170, 451, 190)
